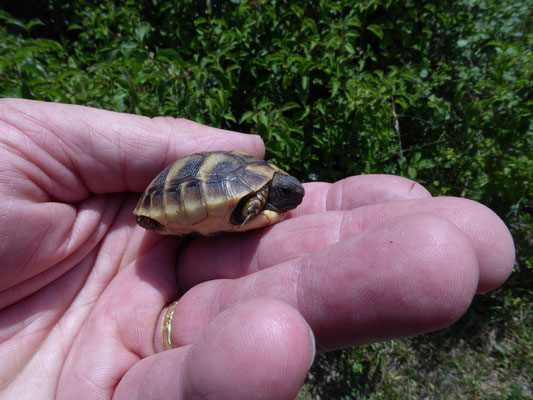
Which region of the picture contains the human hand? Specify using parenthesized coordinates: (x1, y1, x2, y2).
(0, 99, 514, 399)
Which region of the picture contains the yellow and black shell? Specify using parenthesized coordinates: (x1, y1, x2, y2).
(133, 151, 302, 236)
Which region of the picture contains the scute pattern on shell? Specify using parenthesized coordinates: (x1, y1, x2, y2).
(133, 151, 286, 236)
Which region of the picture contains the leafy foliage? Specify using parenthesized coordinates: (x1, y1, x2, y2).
(1, 0, 531, 398)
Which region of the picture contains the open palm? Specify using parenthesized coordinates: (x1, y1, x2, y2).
(0, 99, 515, 400)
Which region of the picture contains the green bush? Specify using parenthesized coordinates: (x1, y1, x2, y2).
(1, 0, 531, 397)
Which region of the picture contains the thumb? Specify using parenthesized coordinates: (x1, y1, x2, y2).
(0, 98, 264, 202)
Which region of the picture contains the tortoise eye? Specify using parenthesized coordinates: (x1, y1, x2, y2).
(281, 187, 292, 196)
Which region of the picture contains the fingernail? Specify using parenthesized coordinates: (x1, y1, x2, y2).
(308, 326, 316, 369)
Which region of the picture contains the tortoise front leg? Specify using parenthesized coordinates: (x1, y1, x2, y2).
(233, 184, 269, 226)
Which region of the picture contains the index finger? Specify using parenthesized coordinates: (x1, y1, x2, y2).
(178, 196, 514, 294)
(287, 175, 431, 218)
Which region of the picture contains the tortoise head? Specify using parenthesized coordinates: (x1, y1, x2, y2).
(266, 173, 305, 212)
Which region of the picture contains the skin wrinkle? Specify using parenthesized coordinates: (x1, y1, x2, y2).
(43, 134, 87, 201)
(56, 284, 98, 336)
(0, 121, 88, 203)
(473, 226, 494, 277)
(84, 127, 121, 194)
(0, 290, 54, 341)
(0, 219, 75, 300)
(0, 136, 53, 202)
(450, 205, 493, 268)
(282, 262, 301, 310)
(127, 235, 177, 277)
(54, 202, 80, 256)
(57, 224, 133, 341)
(19, 207, 56, 276)
(1, 250, 98, 391)
(34, 117, 82, 186)
(105, 263, 172, 359)
(260, 214, 346, 269)
(101, 236, 130, 283)
(2, 99, 51, 130)
(169, 118, 255, 157)
(296, 255, 329, 352)
(294, 260, 305, 350)
(57, 110, 128, 196)
(146, 116, 186, 156)
(255, 228, 287, 271)
(337, 210, 361, 242)
(329, 175, 432, 210)
(265, 225, 315, 267)
(1, 203, 60, 288)
(108, 125, 138, 195)
(4, 111, 79, 194)
(337, 177, 346, 211)
(239, 232, 254, 276)
(182, 133, 219, 156)
(66, 322, 125, 397)
(0, 195, 123, 308)
(113, 312, 143, 365)
(332, 205, 344, 247)
(116, 151, 130, 199)
(159, 128, 173, 191)
(0, 196, 13, 265)
(115, 134, 165, 193)
(203, 133, 239, 153)
(326, 179, 342, 211)
(167, 121, 207, 155)
(52, 200, 94, 260)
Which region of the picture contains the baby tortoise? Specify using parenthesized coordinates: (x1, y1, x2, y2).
(133, 150, 305, 236)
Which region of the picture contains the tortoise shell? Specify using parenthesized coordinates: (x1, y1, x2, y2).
(133, 150, 302, 236)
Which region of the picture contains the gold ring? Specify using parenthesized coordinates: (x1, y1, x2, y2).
(161, 299, 179, 350)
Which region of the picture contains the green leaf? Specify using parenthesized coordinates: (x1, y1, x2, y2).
(34, 39, 63, 52)
(238, 110, 253, 124)
(345, 42, 355, 54)
(0, 11, 25, 30)
(223, 112, 236, 122)
(67, 23, 83, 31)
(367, 24, 384, 40)
(257, 99, 275, 109)
(424, 4, 436, 13)
(418, 159, 436, 169)
(331, 81, 340, 97)
(195, 17, 208, 26)
(157, 49, 185, 67)
(302, 76, 309, 90)
(205, 97, 216, 113)
(281, 102, 301, 112)
(407, 166, 417, 180)
(26, 19, 44, 31)
(346, 19, 362, 28)
(485, 40, 504, 48)
(258, 110, 269, 127)
(135, 22, 151, 42)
